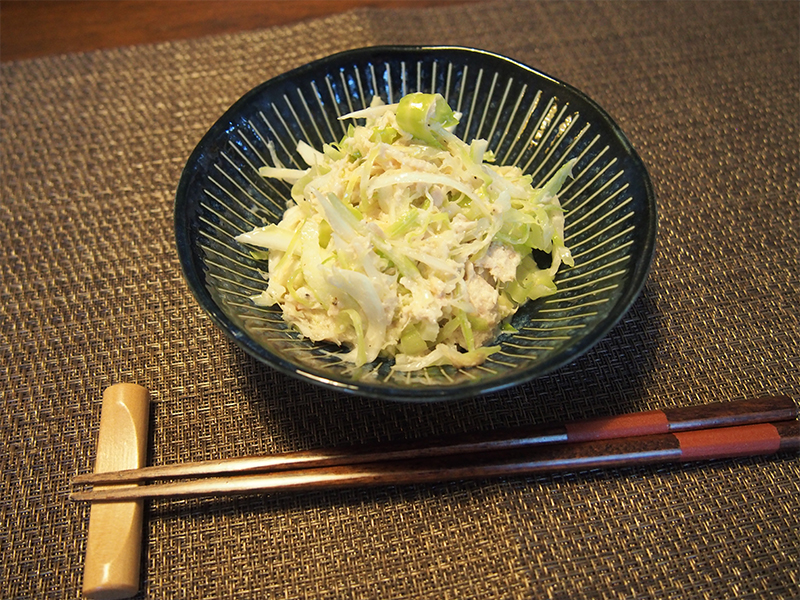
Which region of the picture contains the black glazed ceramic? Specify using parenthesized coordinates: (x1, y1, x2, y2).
(175, 46, 657, 401)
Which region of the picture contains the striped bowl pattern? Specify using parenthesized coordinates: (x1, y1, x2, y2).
(175, 46, 657, 401)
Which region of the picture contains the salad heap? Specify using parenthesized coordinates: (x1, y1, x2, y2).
(236, 93, 574, 370)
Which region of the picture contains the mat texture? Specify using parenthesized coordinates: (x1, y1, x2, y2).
(1, 1, 798, 598)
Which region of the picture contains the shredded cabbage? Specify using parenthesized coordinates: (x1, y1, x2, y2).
(236, 93, 575, 370)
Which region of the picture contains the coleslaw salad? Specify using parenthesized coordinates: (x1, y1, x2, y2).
(235, 93, 575, 371)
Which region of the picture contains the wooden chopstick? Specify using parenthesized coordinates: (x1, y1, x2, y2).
(73, 396, 796, 486)
(72, 419, 799, 501)
(70, 396, 797, 501)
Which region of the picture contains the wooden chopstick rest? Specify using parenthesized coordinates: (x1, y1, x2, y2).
(82, 384, 150, 600)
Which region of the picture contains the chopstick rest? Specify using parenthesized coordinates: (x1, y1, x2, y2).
(82, 384, 150, 600)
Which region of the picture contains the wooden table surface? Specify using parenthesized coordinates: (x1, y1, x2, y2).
(0, 0, 486, 62)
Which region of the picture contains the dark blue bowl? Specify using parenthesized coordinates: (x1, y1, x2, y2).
(175, 46, 657, 401)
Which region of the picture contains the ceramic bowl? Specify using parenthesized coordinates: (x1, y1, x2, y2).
(175, 46, 657, 401)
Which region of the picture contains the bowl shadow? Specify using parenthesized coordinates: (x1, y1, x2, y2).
(228, 281, 665, 452)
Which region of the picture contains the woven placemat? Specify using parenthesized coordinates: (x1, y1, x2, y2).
(2, 1, 798, 598)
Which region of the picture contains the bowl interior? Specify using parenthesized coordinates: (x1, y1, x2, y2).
(175, 46, 656, 401)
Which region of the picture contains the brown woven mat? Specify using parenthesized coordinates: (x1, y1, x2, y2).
(2, 1, 798, 598)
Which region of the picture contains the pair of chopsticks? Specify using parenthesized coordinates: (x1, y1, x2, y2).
(71, 396, 798, 502)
